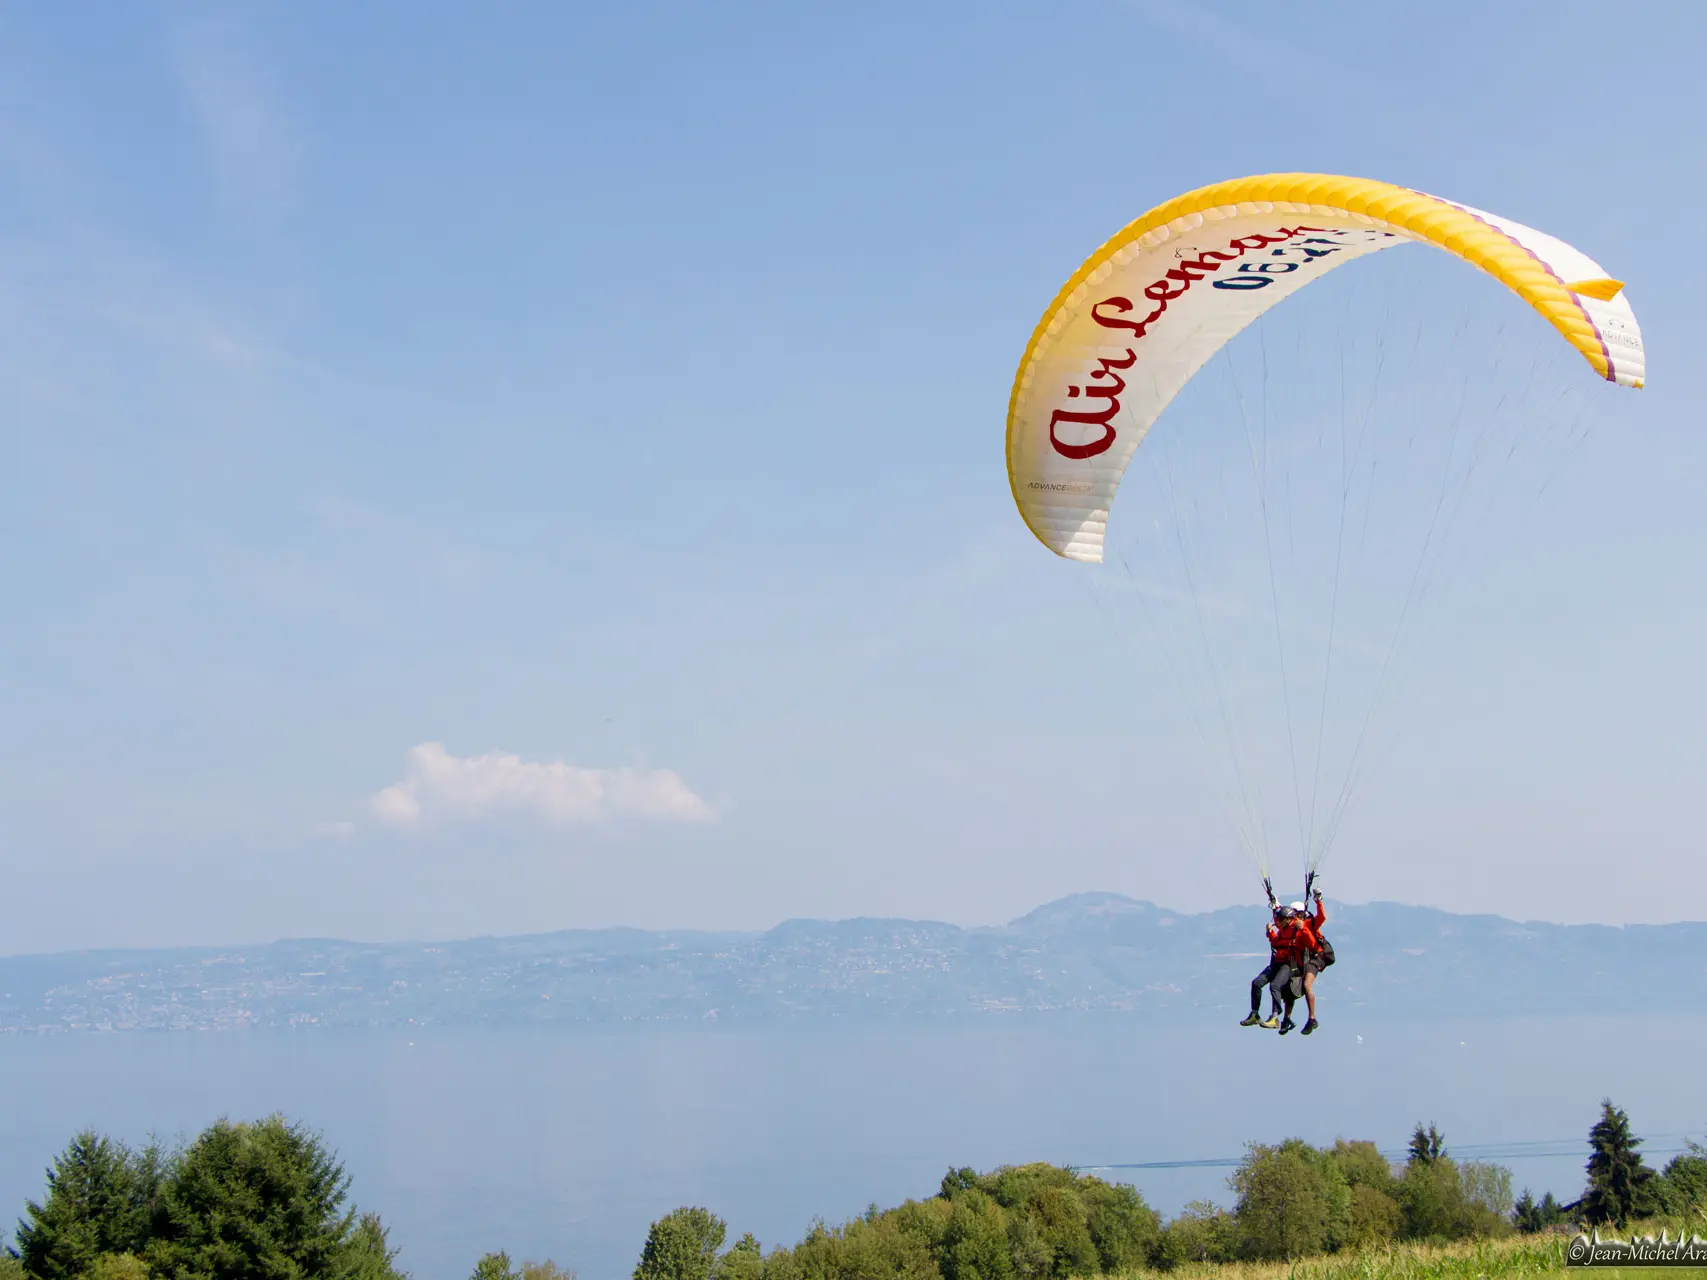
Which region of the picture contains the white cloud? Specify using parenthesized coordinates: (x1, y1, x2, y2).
(367, 742, 716, 832)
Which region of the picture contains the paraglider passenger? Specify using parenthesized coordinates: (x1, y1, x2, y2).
(1299, 890, 1327, 1035)
(1273, 896, 1323, 1035)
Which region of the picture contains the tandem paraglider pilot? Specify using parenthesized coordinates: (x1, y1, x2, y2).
(1240, 889, 1330, 1038)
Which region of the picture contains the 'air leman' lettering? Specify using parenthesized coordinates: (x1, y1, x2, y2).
(1047, 226, 1326, 459)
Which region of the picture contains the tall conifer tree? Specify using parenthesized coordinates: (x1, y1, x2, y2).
(12, 1132, 160, 1280)
(1581, 1099, 1659, 1228)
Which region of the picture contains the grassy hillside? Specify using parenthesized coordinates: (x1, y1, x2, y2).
(1134, 1232, 1564, 1278)
(1119, 1220, 1700, 1278)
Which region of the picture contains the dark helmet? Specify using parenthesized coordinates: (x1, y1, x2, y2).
(1276, 905, 1296, 920)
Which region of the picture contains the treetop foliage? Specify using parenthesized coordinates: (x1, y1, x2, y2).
(11, 1100, 1704, 1280)
(634, 1104, 1707, 1280)
(8, 1117, 407, 1280)
(1407, 1124, 1446, 1167)
(634, 1208, 727, 1280)
(633, 1142, 1526, 1280)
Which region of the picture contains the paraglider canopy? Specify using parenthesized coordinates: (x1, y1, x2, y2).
(1007, 173, 1644, 564)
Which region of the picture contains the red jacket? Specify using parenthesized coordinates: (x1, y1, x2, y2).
(1287, 920, 1319, 959)
(1269, 901, 1327, 965)
(1288, 901, 1328, 961)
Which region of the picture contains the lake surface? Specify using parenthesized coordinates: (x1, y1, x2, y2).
(2, 1014, 1701, 1279)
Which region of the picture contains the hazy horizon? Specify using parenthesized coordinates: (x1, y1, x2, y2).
(5, 887, 1707, 962)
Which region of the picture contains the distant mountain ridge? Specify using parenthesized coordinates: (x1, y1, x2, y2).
(2, 893, 1702, 1032)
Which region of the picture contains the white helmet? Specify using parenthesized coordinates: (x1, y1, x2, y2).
(1290, 901, 1306, 913)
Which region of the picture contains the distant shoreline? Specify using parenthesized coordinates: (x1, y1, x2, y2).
(3, 893, 1703, 1034)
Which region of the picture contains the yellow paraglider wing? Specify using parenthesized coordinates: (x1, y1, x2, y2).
(1006, 174, 1645, 562)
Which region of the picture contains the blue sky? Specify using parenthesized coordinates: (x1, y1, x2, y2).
(1, 1, 1703, 953)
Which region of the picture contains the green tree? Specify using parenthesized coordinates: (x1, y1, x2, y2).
(710, 1234, 761, 1280)
(1151, 1202, 1236, 1270)
(980, 1167, 1077, 1215)
(1393, 1155, 1513, 1242)
(1511, 1189, 1539, 1233)
(1018, 1186, 1095, 1279)
(786, 1216, 938, 1280)
(1320, 1140, 1400, 1249)
(471, 1253, 521, 1280)
(754, 1249, 801, 1280)
(1277, 1141, 1351, 1251)
(1398, 1156, 1468, 1241)
(1581, 1099, 1662, 1228)
(1408, 1124, 1446, 1167)
(634, 1209, 727, 1280)
(13, 1132, 162, 1280)
(1513, 1190, 1568, 1234)
(144, 1115, 358, 1279)
(938, 1170, 982, 1200)
(1076, 1179, 1158, 1274)
(82, 1255, 149, 1280)
(1659, 1148, 1707, 1214)
(1001, 1214, 1050, 1280)
(1231, 1144, 1333, 1260)
(938, 1192, 1011, 1280)
(877, 1202, 951, 1261)
(338, 1212, 409, 1280)
(1459, 1162, 1515, 1235)
(1343, 1185, 1402, 1248)
(1328, 1140, 1399, 1198)
(520, 1263, 576, 1280)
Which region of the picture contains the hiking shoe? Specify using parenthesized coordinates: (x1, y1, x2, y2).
(1279, 1018, 1296, 1035)
(1259, 1014, 1280, 1029)
(1239, 1012, 1261, 1027)
(1302, 1018, 1318, 1036)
